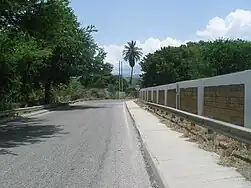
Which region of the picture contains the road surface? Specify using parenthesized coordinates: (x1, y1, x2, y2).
(0, 100, 153, 188)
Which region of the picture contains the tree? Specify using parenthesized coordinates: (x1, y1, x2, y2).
(123, 40, 143, 84)
(140, 39, 251, 88)
(0, 0, 112, 109)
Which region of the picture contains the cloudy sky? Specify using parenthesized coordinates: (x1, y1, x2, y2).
(70, 0, 251, 75)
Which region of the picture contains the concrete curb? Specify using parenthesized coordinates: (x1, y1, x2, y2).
(124, 101, 169, 188)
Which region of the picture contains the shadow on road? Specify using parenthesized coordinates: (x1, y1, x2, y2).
(0, 103, 109, 156)
(51, 104, 109, 111)
(0, 149, 18, 156)
(0, 116, 68, 155)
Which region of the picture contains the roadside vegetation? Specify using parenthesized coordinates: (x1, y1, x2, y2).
(0, 0, 128, 111)
(140, 39, 251, 87)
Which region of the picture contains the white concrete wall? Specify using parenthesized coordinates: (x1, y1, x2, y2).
(139, 70, 251, 128)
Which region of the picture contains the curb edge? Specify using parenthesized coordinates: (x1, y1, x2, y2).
(124, 101, 169, 188)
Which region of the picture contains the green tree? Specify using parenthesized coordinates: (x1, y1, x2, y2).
(123, 40, 143, 85)
(0, 0, 112, 110)
(140, 39, 251, 88)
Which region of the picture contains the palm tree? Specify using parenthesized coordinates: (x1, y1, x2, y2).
(123, 40, 143, 85)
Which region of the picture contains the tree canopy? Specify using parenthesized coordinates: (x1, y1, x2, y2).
(0, 0, 119, 110)
(140, 39, 251, 87)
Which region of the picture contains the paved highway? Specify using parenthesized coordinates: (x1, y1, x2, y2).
(0, 100, 153, 188)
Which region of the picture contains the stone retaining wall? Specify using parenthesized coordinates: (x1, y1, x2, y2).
(180, 87, 198, 114)
(204, 84, 244, 126)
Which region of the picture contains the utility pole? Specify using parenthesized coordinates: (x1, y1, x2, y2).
(118, 61, 121, 99)
(121, 61, 123, 93)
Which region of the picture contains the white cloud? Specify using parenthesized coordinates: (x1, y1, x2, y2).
(102, 44, 124, 74)
(197, 9, 251, 40)
(138, 37, 188, 55)
(102, 9, 251, 75)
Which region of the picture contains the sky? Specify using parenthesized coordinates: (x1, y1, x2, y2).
(70, 0, 251, 75)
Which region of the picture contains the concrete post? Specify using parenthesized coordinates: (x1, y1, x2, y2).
(164, 88, 167, 106)
(244, 82, 251, 128)
(197, 80, 204, 115)
(156, 89, 159, 104)
(176, 84, 180, 109)
(151, 89, 154, 102)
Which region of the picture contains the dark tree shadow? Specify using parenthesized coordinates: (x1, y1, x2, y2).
(0, 116, 68, 155)
(0, 149, 18, 156)
(0, 102, 111, 156)
(51, 104, 109, 111)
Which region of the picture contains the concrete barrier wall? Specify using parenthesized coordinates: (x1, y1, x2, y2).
(139, 70, 251, 129)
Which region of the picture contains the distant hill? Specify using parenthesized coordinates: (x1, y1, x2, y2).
(132, 74, 140, 79)
(125, 76, 141, 88)
(113, 73, 141, 79)
(113, 73, 141, 88)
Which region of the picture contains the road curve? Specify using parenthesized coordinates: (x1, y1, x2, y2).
(0, 100, 153, 188)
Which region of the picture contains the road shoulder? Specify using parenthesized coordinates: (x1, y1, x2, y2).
(125, 100, 251, 188)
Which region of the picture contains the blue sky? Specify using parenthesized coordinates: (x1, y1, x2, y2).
(70, 0, 251, 75)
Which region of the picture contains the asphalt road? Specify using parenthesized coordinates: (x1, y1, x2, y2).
(0, 100, 153, 188)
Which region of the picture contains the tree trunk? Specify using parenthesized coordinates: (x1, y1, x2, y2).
(130, 66, 134, 85)
(44, 80, 51, 104)
(21, 62, 31, 106)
